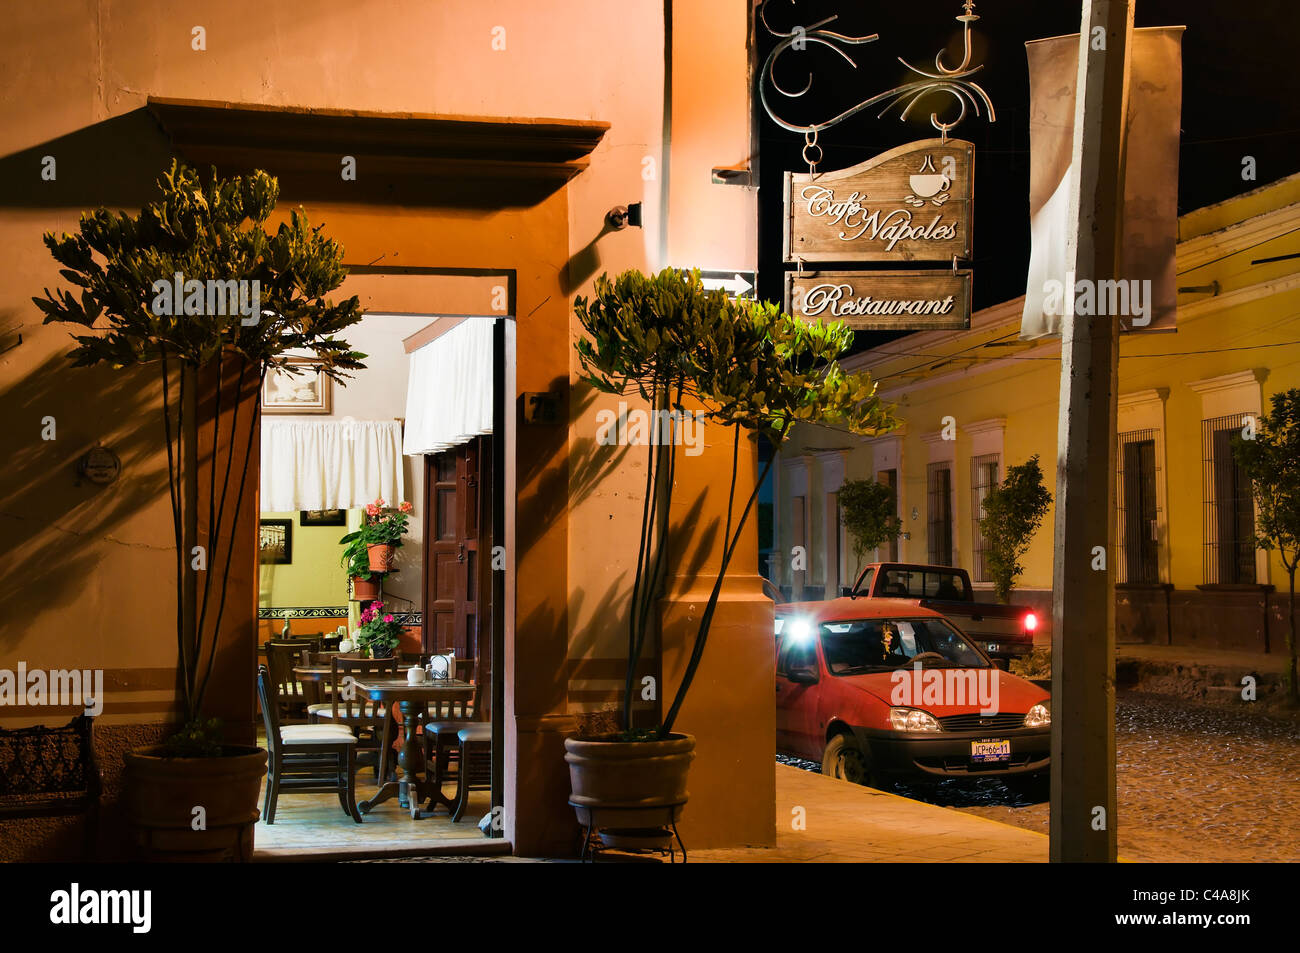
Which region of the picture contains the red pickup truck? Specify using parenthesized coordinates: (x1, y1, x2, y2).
(846, 562, 1039, 667)
(775, 597, 1051, 791)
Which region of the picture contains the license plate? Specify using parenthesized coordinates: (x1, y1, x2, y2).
(971, 738, 1011, 762)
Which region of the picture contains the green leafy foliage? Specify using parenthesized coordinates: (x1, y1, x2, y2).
(575, 268, 894, 443)
(1232, 390, 1300, 701)
(979, 454, 1053, 603)
(339, 532, 375, 582)
(161, 718, 224, 758)
(839, 478, 902, 566)
(34, 161, 366, 377)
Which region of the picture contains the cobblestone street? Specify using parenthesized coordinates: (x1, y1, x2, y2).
(890, 692, 1300, 862)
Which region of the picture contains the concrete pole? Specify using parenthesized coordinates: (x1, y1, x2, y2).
(1049, 0, 1132, 863)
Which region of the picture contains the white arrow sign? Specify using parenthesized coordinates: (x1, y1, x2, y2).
(696, 271, 755, 297)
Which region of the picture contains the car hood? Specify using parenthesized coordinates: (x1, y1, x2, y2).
(834, 665, 1050, 715)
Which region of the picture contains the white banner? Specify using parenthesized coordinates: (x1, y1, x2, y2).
(1021, 26, 1184, 339)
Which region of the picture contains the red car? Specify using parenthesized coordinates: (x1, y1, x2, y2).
(775, 597, 1051, 791)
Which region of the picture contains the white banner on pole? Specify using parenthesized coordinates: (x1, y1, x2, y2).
(1021, 26, 1184, 339)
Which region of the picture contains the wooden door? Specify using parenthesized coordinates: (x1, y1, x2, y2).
(423, 437, 493, 697)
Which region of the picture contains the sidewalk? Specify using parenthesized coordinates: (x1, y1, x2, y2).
(688, 764, 1047, 863)
(1117, 642, 1291, 672)
(1115, 642, 1294, 706)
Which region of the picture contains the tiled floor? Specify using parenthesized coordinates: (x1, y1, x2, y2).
(252, 736, 502, 860)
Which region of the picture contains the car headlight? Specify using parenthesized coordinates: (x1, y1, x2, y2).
(1024, 702, 1051, 727)
(888, 707, 941, 732)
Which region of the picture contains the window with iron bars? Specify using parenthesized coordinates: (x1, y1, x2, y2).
(969, 453, 999, 582)
(927, 461, 954, 566)
(1116, 429, 1160, 584)
(1201, 413, 1257, 584)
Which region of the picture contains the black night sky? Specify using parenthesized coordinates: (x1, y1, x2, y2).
(752, 0, 1300, 353)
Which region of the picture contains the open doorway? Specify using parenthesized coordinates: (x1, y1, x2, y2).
(254, 297, 511, 857)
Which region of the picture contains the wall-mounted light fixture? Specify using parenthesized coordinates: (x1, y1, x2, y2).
(605, 202, 643, 230)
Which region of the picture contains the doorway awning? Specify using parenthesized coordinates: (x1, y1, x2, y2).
(403, 318, 495, 455)
(146, 97, 608, 203)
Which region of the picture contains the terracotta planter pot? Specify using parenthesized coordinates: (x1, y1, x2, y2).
(123, 744, 267, 862)
(564, 733, 695, 830)
(351, 575, 381, 601)
(367, 543, 397, 572)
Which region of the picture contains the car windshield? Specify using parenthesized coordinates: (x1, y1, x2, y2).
(820, 618, 989, 675)
(874, 569, 970, 600)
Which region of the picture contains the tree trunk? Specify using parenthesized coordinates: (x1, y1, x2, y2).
(1289, 568, 1298, 703)
(181, 365, 200, 723)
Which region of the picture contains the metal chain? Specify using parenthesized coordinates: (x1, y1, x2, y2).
(802, 129, 823, 177)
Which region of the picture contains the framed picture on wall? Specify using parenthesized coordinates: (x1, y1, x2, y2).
(300, 508, 347, 527)
(263, 358, 332, 414)
(259, 519, 293, 564)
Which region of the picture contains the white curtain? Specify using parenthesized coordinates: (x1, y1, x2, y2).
(260, 420, 404, 512)
(403, 318, 495, 455)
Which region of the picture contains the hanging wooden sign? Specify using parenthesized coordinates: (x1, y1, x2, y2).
(785, 269, 972, 331)
(784, 139, 974, 263)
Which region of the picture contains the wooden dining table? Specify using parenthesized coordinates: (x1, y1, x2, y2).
(350, 677, 476, 819)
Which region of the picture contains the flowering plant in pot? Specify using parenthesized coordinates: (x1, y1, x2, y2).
(34, 163, 365, 859)
(355, 601, 404, 659)
(566, 268, 895, 831)
(340, 533, 381, 601)
(340, 499, 413, 573)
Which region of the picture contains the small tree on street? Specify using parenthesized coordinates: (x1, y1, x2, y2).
(979, 454, 1053, 603)
(839, 478, 902, 576)
(1232, 390, 1300, 703)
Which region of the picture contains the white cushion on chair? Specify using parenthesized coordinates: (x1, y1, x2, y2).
(307, 703, 335, 717)
(281, 725, 357, 744)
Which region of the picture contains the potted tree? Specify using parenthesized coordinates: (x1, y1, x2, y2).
(35, 162, 365, 859)
(565, 268, 895, 832)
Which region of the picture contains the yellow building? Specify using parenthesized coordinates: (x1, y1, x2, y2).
(775, 171, 1300, 654)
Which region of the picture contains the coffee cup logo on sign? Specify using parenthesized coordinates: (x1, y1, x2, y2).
(906, 155, 952, 206)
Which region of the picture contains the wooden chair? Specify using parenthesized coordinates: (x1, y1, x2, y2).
(451, 724, 492, 822)
(263, 640, 316, 721)
(0, 715, 102, 858)
(420, 664, 483, 813)
(257, 665, 361, 824)
(319, 633, 343, 653)
(309, 656, 398, 779)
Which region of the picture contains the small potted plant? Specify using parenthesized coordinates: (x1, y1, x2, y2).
(340, 533, 381, 601)
(355, 600, 403, 659)
(341, 499, 413, 574)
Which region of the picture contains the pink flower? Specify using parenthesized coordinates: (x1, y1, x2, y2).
(399, 501, 413, 514)
(365, 504, 378, 517)
(383, 614, 394, 623)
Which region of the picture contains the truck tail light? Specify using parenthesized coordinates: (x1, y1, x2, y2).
(1024, 612, 1039, 633)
